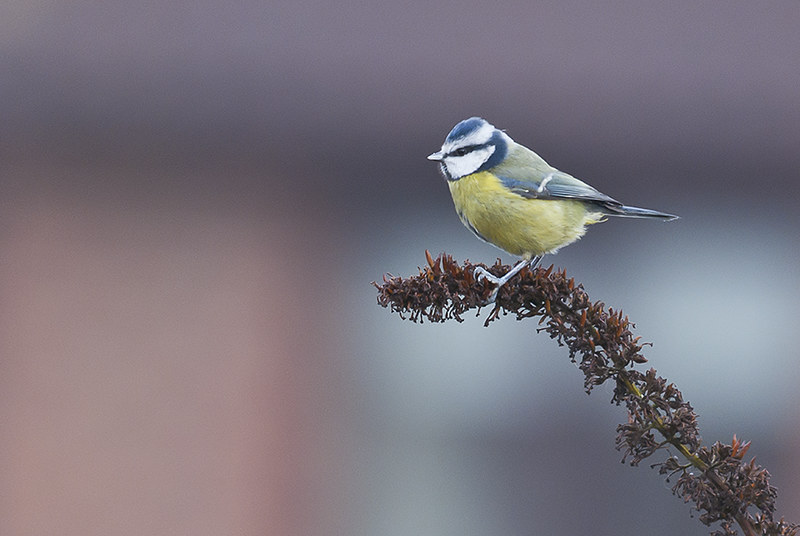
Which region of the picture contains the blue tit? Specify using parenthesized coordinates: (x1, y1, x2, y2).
(427, 117, 678, 301)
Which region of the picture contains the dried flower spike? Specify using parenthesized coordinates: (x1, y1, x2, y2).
(374, 252, 797, 536)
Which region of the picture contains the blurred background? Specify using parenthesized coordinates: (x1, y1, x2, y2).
(1, 1, 799, 535)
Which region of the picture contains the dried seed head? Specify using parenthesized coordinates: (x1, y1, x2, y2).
(374, 252, 797, 536)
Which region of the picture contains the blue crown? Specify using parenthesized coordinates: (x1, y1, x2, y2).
(445, 117, 489, 143)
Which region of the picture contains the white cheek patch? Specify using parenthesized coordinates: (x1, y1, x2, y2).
(445, 145, 496, 179)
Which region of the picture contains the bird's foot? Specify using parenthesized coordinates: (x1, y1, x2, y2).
(473, 266, 501, 303)
(473, 266, 501, 285)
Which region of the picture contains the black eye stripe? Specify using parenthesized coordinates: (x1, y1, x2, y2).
(449, 144, 481, 157)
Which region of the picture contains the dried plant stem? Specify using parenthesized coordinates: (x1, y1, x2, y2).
(374, 252, 796, 536)
(541, 271, 760, 535)
(618, 375, 758, 536)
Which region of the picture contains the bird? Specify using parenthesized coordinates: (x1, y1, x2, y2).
(427, 117, 678, 302)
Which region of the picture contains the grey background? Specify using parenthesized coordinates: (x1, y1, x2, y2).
(2, 1, 798, 535)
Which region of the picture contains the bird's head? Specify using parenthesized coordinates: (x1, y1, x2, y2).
(427, 117, 512, 180)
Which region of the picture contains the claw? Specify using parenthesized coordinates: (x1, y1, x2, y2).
(473, 266, 502, 304)
(473, 266, 501, 284)
(486, 288, 500, 303)
(473, 266, 501, 304)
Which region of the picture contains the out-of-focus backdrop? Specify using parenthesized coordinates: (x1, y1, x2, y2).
(1, 2, 798, 535)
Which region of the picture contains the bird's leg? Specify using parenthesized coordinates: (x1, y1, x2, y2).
(475, 256, 543, 303)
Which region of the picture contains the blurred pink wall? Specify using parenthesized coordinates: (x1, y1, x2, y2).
(0, 165, 350, 535)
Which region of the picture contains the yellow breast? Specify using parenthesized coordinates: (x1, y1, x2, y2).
(447, 171, 600, 258)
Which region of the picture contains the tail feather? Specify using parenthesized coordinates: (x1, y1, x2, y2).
(606, 204, 679, 221)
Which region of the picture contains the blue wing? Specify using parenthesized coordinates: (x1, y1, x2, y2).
(492, 144, 677, 219)
(498, 172, 621, 206)
(497, 170, 677, 219)
(491, 143, 621, 207)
